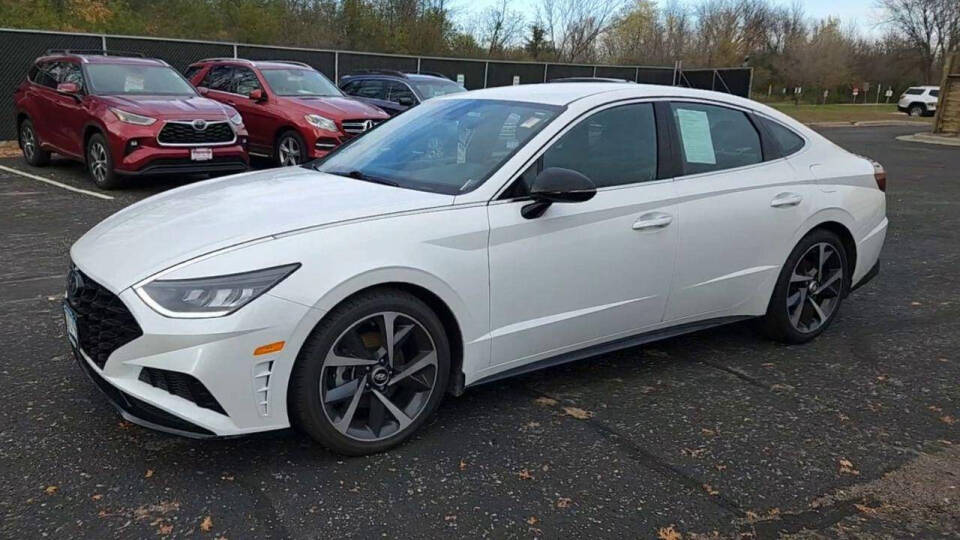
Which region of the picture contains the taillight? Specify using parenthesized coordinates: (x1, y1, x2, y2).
(872, 160, 886, 192)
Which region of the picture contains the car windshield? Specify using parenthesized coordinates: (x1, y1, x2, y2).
(313, 99, 561, 195)
(411, 79, 466, 100)
(86, 64, 196, 96)
(262, 68, 341, 96)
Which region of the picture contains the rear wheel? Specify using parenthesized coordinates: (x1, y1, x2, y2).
(289, 289, 450, 455)
(761, 229, 848, 344)
(19, 119, 50, 166)
(275, 130, 306, 167)
(86, 133, 123, 189)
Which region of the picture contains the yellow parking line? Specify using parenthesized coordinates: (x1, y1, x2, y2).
(0, 165, 114, 200)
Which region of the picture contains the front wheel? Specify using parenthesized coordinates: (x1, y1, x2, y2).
(908, 104, 925, 117)
(289, 289, 450, 455)
(86, 133, 123, 189)
(275, 131, 306, 167)
(760, 229, 848, 344)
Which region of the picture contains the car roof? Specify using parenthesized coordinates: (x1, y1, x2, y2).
(341, 72, 452, 83)
(439, 82, 758, 107)
(37, 53, 167, 66)
(191, 58, 315, 70)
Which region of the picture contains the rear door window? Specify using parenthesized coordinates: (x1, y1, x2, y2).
(930, 89, 939, 98)
(669, 102, 762, 175)
(201, 65, 235, 93)
(31, 62, 59, 88)
(183, 65, 202, 81)
(356, 80, 387, 100)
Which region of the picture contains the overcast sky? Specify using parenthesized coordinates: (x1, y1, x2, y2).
(455, 0, 887, 36)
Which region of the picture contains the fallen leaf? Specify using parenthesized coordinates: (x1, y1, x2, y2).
(518, 469, 534, 480)
(910, 301, 922, 306)
(838, 458, 860, 475)
(556, 497, 572, 508)
(681, 447, 707, 458)
(837, 413, 850, 422)
(702, 483, 719, 496)
(200, 515, 213, 532)
(744, 510, 760, 522)
(444, 514, 457, 522)
(44, 486, 58, 495)
(657, 525, 682, 540)
(562, 406, 593, 419)
(941, 415, 956, 425)
(158, 523, 173, 535)
(928, 405, 943, 413)
(145, 469, 154, 479)
(761, 362, 775, 368)
(854, 503, 878, 514)
(91, 494, 103, 501)
(715, 464, 727, 472)
(459, 459, 467, 471)
(526, 516, 539, 525)
(701, 428, 716, 437)
(524, 421, 541, 429)
(221, 474, 235, 481)
(534, 396, 558, 406)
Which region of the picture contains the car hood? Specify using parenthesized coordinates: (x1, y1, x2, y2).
(281, 96, 389, 119)
(97, 95, 235, 120)
(71, 167, 454, 290)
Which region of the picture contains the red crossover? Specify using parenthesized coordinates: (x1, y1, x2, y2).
(14, 51, 249, 189)
(185, 59, 389, 165)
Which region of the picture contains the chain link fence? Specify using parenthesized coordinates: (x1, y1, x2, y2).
(1, 27, 753, 140)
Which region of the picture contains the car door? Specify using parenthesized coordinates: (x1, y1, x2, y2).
(662, 100, 814, 322)
(26, 61, 62, 147)
(230, 66, 272, 151)
(487, 102, 678, 369)
(49, 61, 87, 157)
(198, 64, 236, 105)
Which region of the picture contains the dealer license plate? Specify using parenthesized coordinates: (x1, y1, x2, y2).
(63, 303, 78, 347)
(191, 148, 213, 161)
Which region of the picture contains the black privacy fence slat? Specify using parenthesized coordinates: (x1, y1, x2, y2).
(105, 36, 232, 72)
(238, 46, 336, 80)
(546, 64, 594, 81)
(418, 58, 486, 90)
(0, 28, 752, 141)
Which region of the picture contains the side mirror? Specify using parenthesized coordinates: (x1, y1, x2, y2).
(197, 86, 209, 95)
(57, 82, 80, 95)
(249, 88, 265, 101)
(521, 167, 596, 219)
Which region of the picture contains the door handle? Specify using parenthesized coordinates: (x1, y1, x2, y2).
(770, 192, 803, 208)
(632, 212, 673, 231)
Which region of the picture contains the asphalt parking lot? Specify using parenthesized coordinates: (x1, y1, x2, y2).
(1, 125, 957, 538)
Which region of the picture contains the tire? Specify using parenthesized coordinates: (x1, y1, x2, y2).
(760, 229, 849, 344)
(289, 289, 451, 455)
(86, 133, 123, 189)
(19, 119, 50, 166)
(908, 104, 925, 117)
(275, 130, 307, 167)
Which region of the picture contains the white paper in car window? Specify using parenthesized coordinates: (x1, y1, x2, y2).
(125, 76, 145, 92)
(676, 108, 716, 165)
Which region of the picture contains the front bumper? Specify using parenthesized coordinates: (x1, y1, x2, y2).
(66, 266, 325, 437)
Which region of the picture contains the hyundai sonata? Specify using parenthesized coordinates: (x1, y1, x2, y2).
(65, 83, 887, 454)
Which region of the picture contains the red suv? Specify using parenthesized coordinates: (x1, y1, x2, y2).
(185, 59, 389, 166)
(14, 51, 249, 189)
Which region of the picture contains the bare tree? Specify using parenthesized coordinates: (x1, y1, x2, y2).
(477, 0, 526, 57)
(877, 0, 960, 82)
(537, 0, 625, 62)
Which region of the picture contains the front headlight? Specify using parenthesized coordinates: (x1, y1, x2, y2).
(135, 264, 300, 318)
(229, 112, 244, 128)
(305, 114, 338, 132)
(111, 108, 157, 126)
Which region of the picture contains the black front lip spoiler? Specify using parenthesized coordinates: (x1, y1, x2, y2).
(70, 345, 218, 439)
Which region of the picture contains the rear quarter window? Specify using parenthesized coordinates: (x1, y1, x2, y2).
(930, 89, 939, 98)
(760, 117, 805, 157)
(904, 88, 924, 95)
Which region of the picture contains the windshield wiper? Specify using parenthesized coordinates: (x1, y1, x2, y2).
(326, 169, 399, 187)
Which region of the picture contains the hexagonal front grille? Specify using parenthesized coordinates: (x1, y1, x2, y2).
(66, 266, 142, 369)
(157, 121, 235, 146)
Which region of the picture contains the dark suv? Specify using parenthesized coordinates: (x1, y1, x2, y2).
(339, 71, 466, 116)
(186, 59, 389, 165)
(14, 50, 249, 189)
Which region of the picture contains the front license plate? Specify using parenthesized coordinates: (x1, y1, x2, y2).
(63, 303, 78, 347)
(191, 148, 213, 161)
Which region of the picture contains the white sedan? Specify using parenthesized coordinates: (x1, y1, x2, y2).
(65, 83, 887, 454)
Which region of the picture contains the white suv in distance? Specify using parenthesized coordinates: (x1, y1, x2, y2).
(897, 86, 939, 116)
(65, 83, 888, 455)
